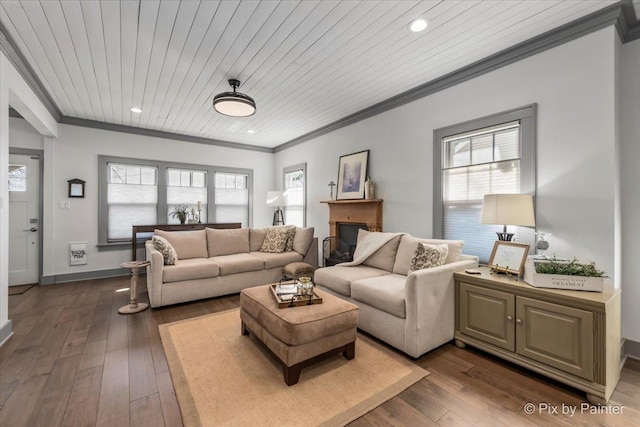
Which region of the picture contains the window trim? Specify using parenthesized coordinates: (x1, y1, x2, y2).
(283, 162, 307, 227)
(433, 104, 537, 239)
(98, 155, 253, 247)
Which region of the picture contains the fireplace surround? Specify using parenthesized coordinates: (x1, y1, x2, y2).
(321, 199, 383, 265)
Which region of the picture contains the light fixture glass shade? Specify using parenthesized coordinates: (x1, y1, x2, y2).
(480, 194, 535, 227)
(266, 191, 288, 207)
(213, 79, 256, 117)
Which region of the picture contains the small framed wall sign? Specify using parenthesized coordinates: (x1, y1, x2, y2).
(488, 241, 529, 275)
(69, 242, 87, 265)
(68, 178, 85, 198)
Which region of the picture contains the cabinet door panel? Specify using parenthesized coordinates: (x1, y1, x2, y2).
(516, 297, 593, 381)
(460, 283, 515, 351)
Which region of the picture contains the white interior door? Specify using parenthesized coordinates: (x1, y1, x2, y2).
(9, 153, 40, 285)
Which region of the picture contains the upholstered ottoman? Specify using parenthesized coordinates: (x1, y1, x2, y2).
(240, 285, 359, 385)
(282, 261, 315, 280)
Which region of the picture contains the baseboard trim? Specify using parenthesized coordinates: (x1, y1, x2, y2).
(41, 268, 129, 285)
(624, 338, 640, 360)
(0, 320, 14, 347)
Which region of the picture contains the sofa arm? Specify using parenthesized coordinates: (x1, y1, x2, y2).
(403, 257, 479, 357)
(145, 241, 164, 308)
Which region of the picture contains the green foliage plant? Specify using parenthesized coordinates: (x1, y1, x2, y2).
(170, 204, 191, 224)
(534, 257, 605, 277)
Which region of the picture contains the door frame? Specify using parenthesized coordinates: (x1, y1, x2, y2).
(9, 147, 44, 285)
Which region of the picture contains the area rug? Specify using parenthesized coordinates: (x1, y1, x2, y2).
(8, 284, 35, 295)
(159, 309, 428, 427)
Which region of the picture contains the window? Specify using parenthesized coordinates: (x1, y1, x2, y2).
(283, 163, 306, 227)
(8, 164, 27, 192)
(167, 168, 207, 224)
(214, 172, 249, 227)
(433, 105, 536, 263)
(99, 156, 252, 245)
(107, 163, 157, 240)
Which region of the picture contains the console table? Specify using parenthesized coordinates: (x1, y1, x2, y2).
(131, 222, 241, 260)
(454, 268, 621, 404)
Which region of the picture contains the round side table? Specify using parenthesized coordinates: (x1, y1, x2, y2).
(119, 260, 151, 315)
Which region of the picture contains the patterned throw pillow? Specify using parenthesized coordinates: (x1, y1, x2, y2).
(152, 235, 178, 265)
(408, 243, 448, 272)
(260, 226, 293, 253)
(285, 226, 296, 252)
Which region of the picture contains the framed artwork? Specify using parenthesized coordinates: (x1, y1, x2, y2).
(336, 150, 369, 200)
(488, 241, 530, 275)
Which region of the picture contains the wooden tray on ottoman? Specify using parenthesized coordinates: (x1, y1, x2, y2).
(270, 283, 323, 309)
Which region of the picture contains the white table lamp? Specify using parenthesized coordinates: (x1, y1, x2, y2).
(267, 191, 288, 225)
(480, 193, 535, 241)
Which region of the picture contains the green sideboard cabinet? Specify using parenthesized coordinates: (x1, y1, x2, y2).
(454, 268, 621, 404)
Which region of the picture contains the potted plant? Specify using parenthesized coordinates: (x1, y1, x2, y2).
(523, 257, 606, 292)
(170, 204, 191, 224)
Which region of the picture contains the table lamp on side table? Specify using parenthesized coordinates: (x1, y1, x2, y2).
(480, 193, 535, 241)
(267, 191, 288, 226)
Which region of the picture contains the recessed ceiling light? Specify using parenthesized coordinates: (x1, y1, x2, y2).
(247, 129, 255, 134)
(130, 107, 142, 113)
(409, 18, 428, 32)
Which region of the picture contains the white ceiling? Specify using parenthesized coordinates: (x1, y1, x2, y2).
(0, 0, 627, 148)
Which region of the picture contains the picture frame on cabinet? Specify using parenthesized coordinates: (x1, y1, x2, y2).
(488, 241, 529, 275)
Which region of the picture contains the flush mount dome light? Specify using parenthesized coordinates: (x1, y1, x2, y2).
(213, 79, 256, 117)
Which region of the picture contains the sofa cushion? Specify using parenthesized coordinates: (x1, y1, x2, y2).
(260, 226, 294, 253)
(210, 253, 264, 275)
(250, 251, 303, 269)
(409, 243, 448, 272)
(285, 226, 296, 252)
(206, 227, 249, 256)
(393, 235, 464, 275)
(351, 274, 407, 318)
(162, 258, 219, 283)
(292, 227, 314, 256)
(356, 229, 402, 272)
(249, 228, 268, 252)
(152, 235, 178, 265)
(314, 265, 391, 296)
(155, 229, 208, 260)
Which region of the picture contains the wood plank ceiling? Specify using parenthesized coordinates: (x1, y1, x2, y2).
(0, 0, 619, 148)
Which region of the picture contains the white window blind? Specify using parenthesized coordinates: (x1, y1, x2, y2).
(284, 168, 304, 227)
(214, 172, 249, 226)
(442, 122, 521, 263)
(107, 163, 157, 240)
(167, 168, 207, 223)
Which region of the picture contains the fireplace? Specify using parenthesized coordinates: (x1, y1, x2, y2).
(321, 199, 383, 266)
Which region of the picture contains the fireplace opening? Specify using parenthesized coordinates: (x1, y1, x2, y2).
(323, 223, 368, 266)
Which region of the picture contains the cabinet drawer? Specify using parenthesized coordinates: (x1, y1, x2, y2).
(516, 297, 593, 381)
(459, 283, 515, 351)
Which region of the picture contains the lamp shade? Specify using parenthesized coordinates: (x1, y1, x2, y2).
(213, 79, 256, 117)
(480, 194, 535, 227)
(266, 191, 288, 207)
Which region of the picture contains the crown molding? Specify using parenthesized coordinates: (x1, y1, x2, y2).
(1, 2, 637, 154)
(0, 20, 61, 121)
(58, 116, 274, 153)
(275, 2, 637, 152)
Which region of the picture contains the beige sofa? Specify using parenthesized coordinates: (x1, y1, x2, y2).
(145, 227, 318, 308)
(314, 231, 478, 358)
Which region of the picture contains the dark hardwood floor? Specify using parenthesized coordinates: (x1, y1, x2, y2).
(1, 277, 639, 426)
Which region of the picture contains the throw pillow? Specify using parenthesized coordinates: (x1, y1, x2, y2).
(409, 243, 448, 272)
(152, 235, 178, 265)
(260, 226, 292, 253)
(285, 226, 296, 252)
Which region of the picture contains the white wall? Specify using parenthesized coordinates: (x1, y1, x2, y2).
(276, 28, 632, 329)
(10, 122, 275, 277)
(621, 38, 640, 342)
(9, 117, 43, 149)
